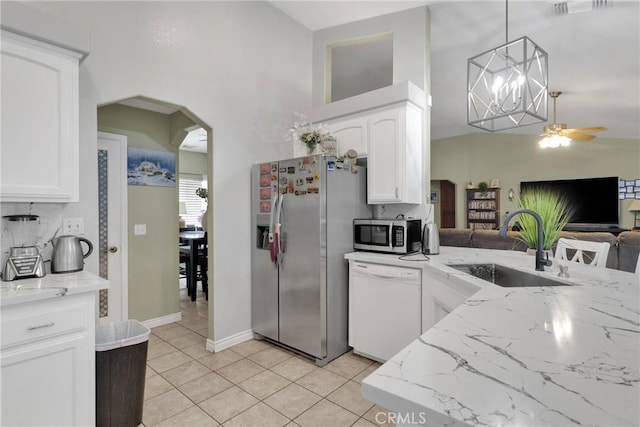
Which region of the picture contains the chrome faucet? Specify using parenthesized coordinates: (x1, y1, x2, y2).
(500, 209, 552, 271)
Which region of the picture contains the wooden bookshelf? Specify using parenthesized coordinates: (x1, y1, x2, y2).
(466, 188, 500, 230)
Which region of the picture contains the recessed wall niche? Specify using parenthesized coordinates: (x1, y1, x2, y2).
(326, 33, 393, 103)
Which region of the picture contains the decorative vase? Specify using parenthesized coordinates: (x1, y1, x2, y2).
(320, 136, 337, 156)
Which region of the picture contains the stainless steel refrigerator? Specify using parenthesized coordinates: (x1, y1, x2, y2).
(251, 155, 371, 366)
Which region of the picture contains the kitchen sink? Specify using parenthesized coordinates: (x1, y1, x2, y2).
(446, 263, 568, 287)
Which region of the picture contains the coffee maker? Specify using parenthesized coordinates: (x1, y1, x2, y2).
(2, 214, 46, 281)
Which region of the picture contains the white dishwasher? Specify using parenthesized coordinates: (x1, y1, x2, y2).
(348, 261, 421, 362)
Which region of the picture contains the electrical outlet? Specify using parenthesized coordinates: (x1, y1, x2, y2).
(63, 217, 84, 235)
(134, 224, 147, 236)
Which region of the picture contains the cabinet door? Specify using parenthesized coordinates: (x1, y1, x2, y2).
(1, 293, 95, 426)
(325, 115, 368, 157)
(422, 269, 479, 331)
(0, 32, 81, 202)
(402, 103, 423, 204)
(367, 108, 403, 203)
(1, 333, 93, 426)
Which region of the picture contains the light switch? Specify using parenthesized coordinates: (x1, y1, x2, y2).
(134, 224, 147, 235)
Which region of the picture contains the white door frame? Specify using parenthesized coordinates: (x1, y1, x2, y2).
(98, 131, 128, 321)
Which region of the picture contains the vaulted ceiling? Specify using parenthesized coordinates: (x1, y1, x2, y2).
(272, 1, 640, 141)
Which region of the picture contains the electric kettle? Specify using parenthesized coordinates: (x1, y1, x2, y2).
(422, 222, 440, 255)
(51, 235, 93, 273)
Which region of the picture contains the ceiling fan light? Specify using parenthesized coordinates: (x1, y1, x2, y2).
(539, 134, 571, 148)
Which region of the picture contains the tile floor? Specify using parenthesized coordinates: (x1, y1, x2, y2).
(142, 284, 395, 426)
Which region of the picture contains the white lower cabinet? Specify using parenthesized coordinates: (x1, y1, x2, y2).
(349, 261, 421, 362)
(423, 266, 480, 330)
(1, 293, 96, 426)
(348, 259, 481, 362)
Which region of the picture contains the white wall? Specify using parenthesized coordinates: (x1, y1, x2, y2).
(179, 151, 208, 176)
(27, 1, 312, 342)
(310, 6, 433, 201)
(311, 6, 430, 106)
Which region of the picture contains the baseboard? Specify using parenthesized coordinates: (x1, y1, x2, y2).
(142, 312, 182, 329)
(207, 328, 254, 352)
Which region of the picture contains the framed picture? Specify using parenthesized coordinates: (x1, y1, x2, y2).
(430, 190, 439, 203)
(490, 178, 500, 188)
(127, 147, 176, 187)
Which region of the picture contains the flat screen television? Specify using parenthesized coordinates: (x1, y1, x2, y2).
(520, 176, 620, 229)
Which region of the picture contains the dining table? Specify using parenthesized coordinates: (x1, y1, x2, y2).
(179, 230, 207, 301)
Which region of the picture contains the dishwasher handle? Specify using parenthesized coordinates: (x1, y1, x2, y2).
(351, 262, 420, 282)
(360, 272, 408, 280)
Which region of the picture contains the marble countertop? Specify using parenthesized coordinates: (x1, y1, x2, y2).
(0, 270, 109, 307)
(346, 247, 639, 426)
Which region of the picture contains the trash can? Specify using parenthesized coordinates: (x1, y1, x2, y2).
(95, 319, 150, 427)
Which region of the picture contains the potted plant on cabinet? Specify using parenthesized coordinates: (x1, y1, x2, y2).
(515, 188, 574, 253)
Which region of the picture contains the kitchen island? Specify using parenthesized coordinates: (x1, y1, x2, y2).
(1, 271, 108, 426)
(346, 247, 639, 426)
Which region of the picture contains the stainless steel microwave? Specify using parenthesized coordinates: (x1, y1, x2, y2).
(353, 219, 422, 254)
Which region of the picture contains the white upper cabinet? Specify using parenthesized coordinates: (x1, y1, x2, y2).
(307, 82, 427, 204)
(367, 103, 423, 204)
(324, 114, 368, 157)
(1, 31, 82, 202)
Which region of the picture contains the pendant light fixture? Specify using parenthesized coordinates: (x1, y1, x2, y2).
(467, 0, 549, 132)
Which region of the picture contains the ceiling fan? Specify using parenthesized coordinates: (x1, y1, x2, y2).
(539, 91, 607, 148)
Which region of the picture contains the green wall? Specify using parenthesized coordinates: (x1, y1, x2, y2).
(98, 104, 185, 321)
(179, 150, 207, 175)
(431, 133, 640, 229)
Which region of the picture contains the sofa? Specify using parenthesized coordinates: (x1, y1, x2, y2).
(439, 228, 640, 273)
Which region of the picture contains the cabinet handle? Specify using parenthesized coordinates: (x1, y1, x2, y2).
(395, 187, 399, 198)
(27, 322, 55, 331)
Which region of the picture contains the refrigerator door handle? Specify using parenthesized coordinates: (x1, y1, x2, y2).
(275, 194, 285, 264)
(268, 192, 278, 263)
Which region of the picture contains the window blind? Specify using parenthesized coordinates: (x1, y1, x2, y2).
(179, 174, 207, 227)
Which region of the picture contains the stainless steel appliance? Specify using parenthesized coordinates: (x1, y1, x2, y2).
(251, 155, 371, 366)
(353, 218, 422, 254)
(51, 235, 93, 273)
(422, 222, 440, 255)
(2, 214, 46, 281)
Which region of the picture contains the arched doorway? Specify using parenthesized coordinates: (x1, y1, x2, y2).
(96, 96, 213, 340)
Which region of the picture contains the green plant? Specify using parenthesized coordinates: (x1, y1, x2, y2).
(515, 188, 574, 250)
(195, 187, 208, 200)
(478, 181, 489, 192)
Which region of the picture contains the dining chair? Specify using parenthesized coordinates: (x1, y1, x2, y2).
(178, 226, 195, 278)
(554, 238, 610, 268)
(195, 235, 208, 300)
(179, 228, 208, 300)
